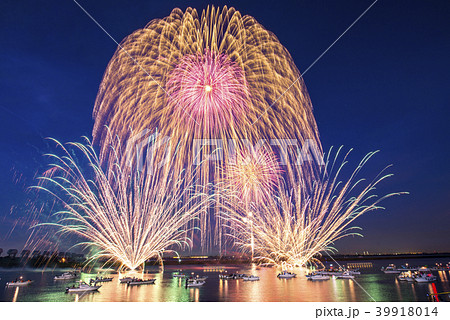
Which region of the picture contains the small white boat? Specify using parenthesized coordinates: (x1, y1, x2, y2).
(397, 265, 418, 272)
(127, 279, 156, 285)
(54, 272, 78, 280)
(90, 276, 113, 284)
(65, 281, 101, 293)
(186, 279, 205, 287)
(398, 271, 416, 281)
(277, 271, 296, 279)
(187, 276, 208, 282)
(336, 271, 355, 279)
(173, 273, 186, 278)
(382, 264, 400, 274)
(6, 278, 33, 287)
(403, 271, 416, 282)
(414, 273, 436, 283)
(347, 269, 361, 275)
(308, 274, 330, 281)
(219, 273, 244, 280)
(398, 271, 410, 281)
(243, 275, 260, 281)
(119, 277, 135, 284)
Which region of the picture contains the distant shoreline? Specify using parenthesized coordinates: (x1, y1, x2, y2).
(150, 252, 450, 266)
(0, 252, 448, 269)
(323, 252, 450, 261)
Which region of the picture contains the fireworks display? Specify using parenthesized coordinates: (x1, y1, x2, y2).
(28, 6, 402, 270)
(33, 135, 211, 270)
(221, 147, 405, 268)
(92, 6, 322, 248)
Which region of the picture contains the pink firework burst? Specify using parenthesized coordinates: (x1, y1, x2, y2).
(226, 146, 282, 204)
(166, 50, 249, 132)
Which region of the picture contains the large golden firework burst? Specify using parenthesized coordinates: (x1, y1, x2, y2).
(93, 6, 322, 249)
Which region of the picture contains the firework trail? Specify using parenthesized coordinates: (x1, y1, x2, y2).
(221, 147, 406, 268)
(92, 6, 322, 248)
(222, 145, 282, 259)
(32, 134, 211, 270)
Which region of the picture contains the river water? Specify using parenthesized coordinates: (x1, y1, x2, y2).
(1, 258, 449, 302)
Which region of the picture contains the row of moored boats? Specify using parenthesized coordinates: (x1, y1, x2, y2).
(217, 273, 260, 281)
(8, 263, 441, 293)
(176, 272, 259, 286)
(306, 269, 360, 281)
(382, 264, 438, 283)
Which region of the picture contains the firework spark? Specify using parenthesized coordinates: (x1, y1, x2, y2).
(33, 135, 211, 270)
(221, 147, 406, 268)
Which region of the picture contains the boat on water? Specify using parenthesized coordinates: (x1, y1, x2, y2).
(397, 264, 418, 272)
(398, 271, 413, 281)
(54, 271, 78, 280)
(173, 273, 186, 278)
(277, 271, 296, 279)
(187, 275, 208, 282)
(243, 275, 260, 281)
(311, 268, 359, 277)
(65, 281, 101, 293)
(347, 269, 361, 275)
(308, 273, 330, 281)
(186, 279, 205, 287)
(429, 264, 446, 271)
(6, 277, 33, 287)
(417, 266, 431, 272)
(90, 276, 113, 284)
(127, 279, 156, 285)
(414, 272, 437, 283)
(381, 264, 401, 274)
(119, 277, 135, 284)
(336, 271, 355, 279)
(219, 273, 245, 280)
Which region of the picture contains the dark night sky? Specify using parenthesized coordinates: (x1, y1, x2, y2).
(0, 0, 449, 254)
